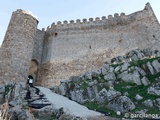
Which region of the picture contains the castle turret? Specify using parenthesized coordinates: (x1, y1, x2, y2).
(0, 9, 38, 84)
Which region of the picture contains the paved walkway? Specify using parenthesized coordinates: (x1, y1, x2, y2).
(37, 87, 102, 118)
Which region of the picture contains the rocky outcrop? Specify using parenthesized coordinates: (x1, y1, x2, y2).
(0, 82, 78, 120)
(50, 48, 160, 118)
(107, 96, 135, 113)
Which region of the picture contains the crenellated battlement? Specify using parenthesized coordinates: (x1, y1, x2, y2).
(43, 2, 155, 39)
(44, 12, 128, 37)
(45, 13, 124, 29)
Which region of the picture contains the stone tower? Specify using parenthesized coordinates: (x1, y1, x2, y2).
(0, 9, 38, 84)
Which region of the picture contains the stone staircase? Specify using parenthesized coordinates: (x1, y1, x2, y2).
(24, 86, 51, 109)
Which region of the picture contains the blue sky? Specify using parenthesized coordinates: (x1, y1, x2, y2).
(0, 0, 160, 45)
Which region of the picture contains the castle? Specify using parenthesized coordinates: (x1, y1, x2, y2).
(0, 3, 160, 87)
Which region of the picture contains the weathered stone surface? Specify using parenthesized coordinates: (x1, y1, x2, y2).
(101, 67, 107, 75)
(59, 82, 68, 96)
(118, 70, 141, 85)
(107, 96, 135, 113)
(121, 63, 130, 72)
(88, 81, 94, 87)
(118, 71, 130, 82)
(152, 60, 160, 73)
(148, 86, 160, 96)
(0, 9, 38, 83)
(10, 106, 35, 120)
(123, 92, 129, 96)
(104, 72, 116, 81)
(132, 70, 141, 85)
(106, 90, 121, 101)
(146, 62, 155, 75)
(97, 88, 121, 103)
(97, 88, 108, 103)
(136, 67, 146, 76)
(135, 94, 143, 101)
(114, 66, 121, 72)
(155, 98, 160, 109)
(141, 76, 150, 86)
(87, 87, 95, 100)
(70, 90, 85, 104)
(143, 99, 153, 108)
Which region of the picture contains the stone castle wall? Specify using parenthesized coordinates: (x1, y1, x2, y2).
(38, 3, 160, 86)
(0, 3, 160, 87)
(32, 29, 45, 64)
(0, 9, 38, 83)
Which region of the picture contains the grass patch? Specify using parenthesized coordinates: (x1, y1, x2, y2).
(3, 84, 14, 99)
(84, 102, 118, 117)
(146, 73, 160, 83)
(129, 57, 160, 67)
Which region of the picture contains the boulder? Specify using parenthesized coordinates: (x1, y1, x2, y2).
(118, 70, 131, 82)
(155, 98, 160, 109)
(87, 87, 95, 100)
(146, 62, 155, 75)
(141, 76, 150, 86)
(97, 88, 108, 103)
(148, 86, 160, 96)
(101, 67, 107, 75)
(104, 72, 116, 81)
(112, 56, 126, 63)
(106, 90, 121, 101)
(88, 81, 94, 87)
(135, 94, 143, 101)
(155, 50, 160, 57)
(59, 82, 68, 96)
(132, 70, 141, 85)
(143, 99, 153, 108)
(70, 90, 85, 104)
(136, 67, 146, 76)
(114, 66, 121, 73)
(103, 64, 110, 71)
(10, 106, 35, 120)
(118, 70, 141, 85)
(107, 96, 135, 113)
(123, 92, 129, 96)
(152, 60, 160, 73)
(84, 71, 92, 79)
(120, 63, 130, 72)
(142, 48, 154, 57)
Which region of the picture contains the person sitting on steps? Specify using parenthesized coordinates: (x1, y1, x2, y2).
(28, 75, 34, 87)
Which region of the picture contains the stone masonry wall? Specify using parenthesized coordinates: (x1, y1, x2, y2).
(31, 29, 45, 85)
(32, 29, 45, 64)
(0, 9, 38, 84)
(38, 3, 160, 87)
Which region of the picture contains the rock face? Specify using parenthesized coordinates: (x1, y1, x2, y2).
(0, 82, 64, 120)
(50, 48, 160, 117)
